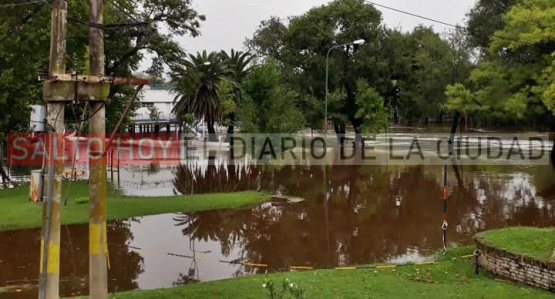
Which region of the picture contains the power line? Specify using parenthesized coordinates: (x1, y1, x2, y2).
(364, 0, 555, 51)
(66, 103, 105, 124)
(365, 0, 460, 30)
(67, 15, 148, 30)
(108, 0, 143, 25)
(36, 0, 148, 31)
(0, 1, 44, 7)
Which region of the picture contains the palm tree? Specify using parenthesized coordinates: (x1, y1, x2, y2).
(221, 49, 253, 83)
(219, 50, 254, 141)
(172, 51, 229, 141)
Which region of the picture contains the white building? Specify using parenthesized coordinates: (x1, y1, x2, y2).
(129, 86, 180, 133)
(133, 86, 176, 123)
(130, 86, 225, 136)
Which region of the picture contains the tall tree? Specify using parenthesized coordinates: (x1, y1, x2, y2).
(444, 83, 485, 129)
(401, 26, 468, 124)
(238, 61, 305, 133)
(247, 0, 382, 142)
(355, 81, 389, 134)
(219, 49, 254, 140)
(245, 17, 287, 62)
(172, 51, 229, 141)
(466, 0, 555, 128)
(466, 0, 517, 54)
(247, 0, 472, 133)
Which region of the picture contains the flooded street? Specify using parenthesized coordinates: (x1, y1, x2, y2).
(2, 156, 555, 297)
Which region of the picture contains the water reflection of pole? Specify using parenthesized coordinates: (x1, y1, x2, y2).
(117, 149, 121, 189)
(110, 149, 114, 183)
(189, 238, 200, 282)
(323, 164, 331, 265)
(442, 164, 448, 253)
(395, 171, 401, 216)
(442, 112, 459, 253)
(141, 165, 144, 184)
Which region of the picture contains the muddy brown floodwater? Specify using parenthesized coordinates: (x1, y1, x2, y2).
(1, 162, 555, 298)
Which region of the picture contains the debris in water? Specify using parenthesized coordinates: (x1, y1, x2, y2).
(271, 196, 306, 204)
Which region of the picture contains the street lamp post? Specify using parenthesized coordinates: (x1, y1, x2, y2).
(322, 40, 364, 249)
(324, 39, 365, 136)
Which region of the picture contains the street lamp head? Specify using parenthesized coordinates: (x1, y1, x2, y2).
(352, 39, 365, 45)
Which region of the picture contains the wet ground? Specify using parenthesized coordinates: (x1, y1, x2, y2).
(2, 160, 555, 297)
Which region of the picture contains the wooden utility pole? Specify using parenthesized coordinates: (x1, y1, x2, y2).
(88, 0, 108, 297)
(39, 0, 67, 298)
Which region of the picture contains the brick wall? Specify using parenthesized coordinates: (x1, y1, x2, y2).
(475, 237, 555, 292)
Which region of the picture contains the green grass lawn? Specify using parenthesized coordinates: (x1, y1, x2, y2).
(0, 182, 269, 232)
(104, 246, 553, 299)
(475, 227, 555, 260)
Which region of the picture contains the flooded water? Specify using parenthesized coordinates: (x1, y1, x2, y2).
(2, 152, 555, 297)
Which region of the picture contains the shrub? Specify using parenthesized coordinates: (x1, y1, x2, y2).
(262, 278, 306, 299)
(74, 197, 89, 204)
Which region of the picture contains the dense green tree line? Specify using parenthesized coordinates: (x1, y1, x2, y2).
(445, 0, 555, 129)
(245, 0, 473, 138)
(171, 0, 475, 144)
(3, 0, 553, 138)
(2, 0, 554, 181)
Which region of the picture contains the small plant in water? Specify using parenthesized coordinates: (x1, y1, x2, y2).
(74, 197, 89, 204)
(262, 278, 306, 299)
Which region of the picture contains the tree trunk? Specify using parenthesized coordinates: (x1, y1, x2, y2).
(225, 124, 234, 144)
(225, 113, 235, 144)
(353, 126, 363, 148)
(334, 124, 346, 146)
(227, 149, 237, 191)
(207, 120, 218, 142)
(448, 112, 461, 156)
(0, 142, 12, 188)
(551, 131, 555, 169)
(465, 116, 468, 132)
(0, 162, 10, 188)
(350, 116, 364, 148)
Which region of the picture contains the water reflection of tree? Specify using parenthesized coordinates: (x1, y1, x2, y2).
(448, 164, 555, 236)
(173, 211, 247, 257)
(172, 165, 447, 269)
(172, 162, 258, 195)
(0, 220, 144, 297)
(172, 164, 555, 274)
(59, 220, 145, 295)
(147, 161, 161, 176)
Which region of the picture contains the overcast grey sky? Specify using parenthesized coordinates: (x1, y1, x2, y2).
(176, 0, 478, 54)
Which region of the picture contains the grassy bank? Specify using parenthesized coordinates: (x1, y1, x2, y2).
(0, 182, 269, 231)
(476, 227, 555, 260)
(105, 246, 552, 299)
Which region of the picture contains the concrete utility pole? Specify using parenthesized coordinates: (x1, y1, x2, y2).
(39, 0, 67, 298)
(88, 0, 108, 297)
